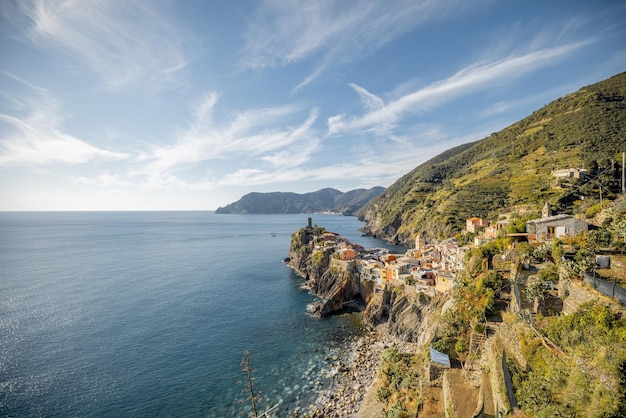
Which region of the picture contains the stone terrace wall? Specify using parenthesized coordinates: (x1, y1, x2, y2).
(497, 321, 528, 370)
(559, 280, 599, 315)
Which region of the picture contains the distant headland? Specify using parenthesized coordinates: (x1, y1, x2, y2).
(215, 187, 385, 215)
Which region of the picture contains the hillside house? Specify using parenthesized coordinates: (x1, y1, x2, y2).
(338, 248, 357, 260)
(435, 272, 455, 293)
(384, 260, 411, 282)
(552, 167, 588, 180)
(322, 232, 339, 243)
(357, 259, 382, 278)
(496, 216, 510, 233)
(526, 214, 588, 242)
(357, 259, 383, 289)
(484, 225, 498, 240)
(380, 254, 398, 264)
(466, 217, 489, 233)
(412, 267, 436, 286)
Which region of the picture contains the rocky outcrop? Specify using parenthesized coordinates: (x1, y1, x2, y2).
(364, 285, 444, 344)
(288, 227, 375, 317)
(288, 226, 445, 346)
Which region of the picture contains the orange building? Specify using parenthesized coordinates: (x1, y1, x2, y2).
(466, 217, 489, 233)
(339, 248, 357, 260)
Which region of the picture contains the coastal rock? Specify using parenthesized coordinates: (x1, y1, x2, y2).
(287, 226, 375, 317)
(364, 285, 445, 344)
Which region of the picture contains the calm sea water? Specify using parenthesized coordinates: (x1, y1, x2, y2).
(0, 212, 403, 417)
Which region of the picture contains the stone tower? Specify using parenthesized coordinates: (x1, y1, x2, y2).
(415, 235, 423, 250)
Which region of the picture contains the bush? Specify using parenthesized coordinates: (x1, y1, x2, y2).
(431, 338, 449, 353)
(585, 203, 602, 219)
(537, 265, 558, 282)
(525, 276, 548, 301)
(512, 302, 626, 416)
(377, 345, 421, 417)
(455, 337, 468, 355)
(533, 242, 552, 262)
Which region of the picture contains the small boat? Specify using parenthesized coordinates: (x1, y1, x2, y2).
(270, 232, 276, 237)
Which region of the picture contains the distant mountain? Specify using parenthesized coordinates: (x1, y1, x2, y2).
(360, 71, 626, 245)
(215, 187, 385, 215)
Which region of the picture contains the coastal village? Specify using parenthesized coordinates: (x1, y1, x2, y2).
(315, 201, 592, 299)
(292, 193, 626, 417)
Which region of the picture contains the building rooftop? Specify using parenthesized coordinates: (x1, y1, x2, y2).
(527, 214, 577, 224)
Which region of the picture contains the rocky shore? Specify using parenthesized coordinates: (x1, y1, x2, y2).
(286, 226, 430, 416)
(297, 330, 385, 417)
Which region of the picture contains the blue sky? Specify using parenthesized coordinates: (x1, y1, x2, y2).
(0, 0, 625, 211)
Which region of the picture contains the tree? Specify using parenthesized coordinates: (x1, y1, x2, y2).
(533, 242, 552, 262)
(551, 239, 565, 263)
(609, 216, 626, 246)
(238, 351, 262, 417)
(559, 259, 579, 281)
(525, 276, 548, 301)
(455, 337, 468, 356)
(516, 241, 533, 262)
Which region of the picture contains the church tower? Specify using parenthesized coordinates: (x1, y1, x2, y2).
(415, 235, 423, 250)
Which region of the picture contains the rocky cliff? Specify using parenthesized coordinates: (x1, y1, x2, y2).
(365, 285, 446, 345)
(287, 226, 376, 317)
(287, 226, 444, 344)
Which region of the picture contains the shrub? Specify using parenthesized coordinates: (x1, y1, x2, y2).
(537, 265, 558, 282)
(455, 337, 468, 355)
(585, 203, 602, 219)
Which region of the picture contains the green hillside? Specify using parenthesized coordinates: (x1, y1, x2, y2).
(215, 187, 385, 215)
(360, 72, 626, 245)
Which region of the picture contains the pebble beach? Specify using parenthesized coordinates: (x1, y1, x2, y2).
(295, 331, 386, 417)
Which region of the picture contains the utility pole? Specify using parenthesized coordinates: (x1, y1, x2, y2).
(600, 184, 603, 208)
(622, 152, 626, 195)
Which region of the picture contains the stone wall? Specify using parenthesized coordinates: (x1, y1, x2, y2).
(484, 338, 512, 417)
(559, 280, 598, 315)
(442, 371, 454, 418)
(429, 363, 446, 382)
(497, 321, 528, 370)
(533, 293, 563, 316)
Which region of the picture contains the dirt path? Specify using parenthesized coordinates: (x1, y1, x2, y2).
(482, 372, 495, 417)
(420, 386, 443, 417)
(448, 368, 480, 417)
(355, 377, 384, 418)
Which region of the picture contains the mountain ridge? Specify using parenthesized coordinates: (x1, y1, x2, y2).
(215, 187, 385, 215)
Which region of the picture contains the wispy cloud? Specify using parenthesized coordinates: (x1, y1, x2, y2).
(132, 93, 321, 185)
(242, 0, 472, 90)
(11, 0, 188, 91)
(328, 41, 591, 136)
(0, 72, 129, 166)
(213, 122, 486, 191)
(349, 83, 384, 112)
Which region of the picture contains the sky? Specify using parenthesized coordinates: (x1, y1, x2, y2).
(0, 0, 625, 211)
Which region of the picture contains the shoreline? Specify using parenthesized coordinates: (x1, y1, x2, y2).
(286, 248, 386, 416)
(303, 328, 385, 417)
(296, 320, 424, 417)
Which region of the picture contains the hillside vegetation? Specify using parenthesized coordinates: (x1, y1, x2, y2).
(360, 72, 626, 245)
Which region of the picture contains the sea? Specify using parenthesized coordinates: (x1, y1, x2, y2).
(0, 211, 404, 417)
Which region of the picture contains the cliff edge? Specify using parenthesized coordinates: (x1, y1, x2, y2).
(287, 225, 375, 317)
(287, 224, 444, 345)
